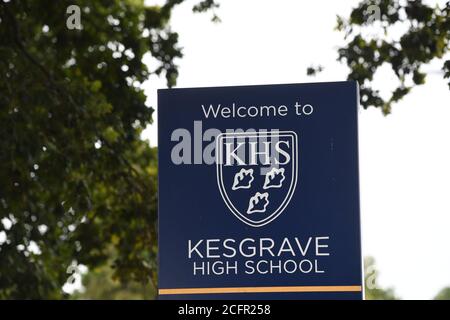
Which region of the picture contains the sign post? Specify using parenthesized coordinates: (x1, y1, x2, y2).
(158, 81, 363, 299)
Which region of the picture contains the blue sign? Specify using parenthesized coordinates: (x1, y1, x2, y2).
(158, 81, 363, 299)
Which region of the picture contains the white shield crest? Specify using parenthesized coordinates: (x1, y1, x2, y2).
(216, 131, 298, 227)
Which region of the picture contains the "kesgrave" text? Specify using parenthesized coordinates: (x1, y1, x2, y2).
(188, 236, 330, 259)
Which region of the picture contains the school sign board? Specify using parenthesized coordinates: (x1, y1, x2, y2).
(158, 81, 363, 299)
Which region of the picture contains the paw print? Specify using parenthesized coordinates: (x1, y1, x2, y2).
(263, 167, 285, 189)
(247, 192, 269, 214)
(232, 168, 254, 190)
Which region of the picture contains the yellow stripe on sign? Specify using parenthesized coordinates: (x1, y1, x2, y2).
(159, 285, 362, 295)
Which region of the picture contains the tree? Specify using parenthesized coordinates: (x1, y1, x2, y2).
(434, 287, 450, 300)
(71, 248, 156, 300)
(309, 0, 449, 114)
(0, 0, 217, 299)
(364, 257, 398, 300)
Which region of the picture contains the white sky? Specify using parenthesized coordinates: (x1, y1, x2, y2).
(142, 0, 450, 299)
